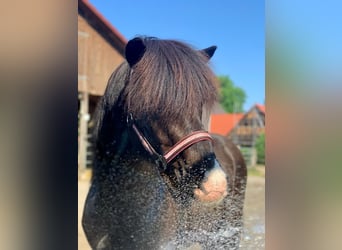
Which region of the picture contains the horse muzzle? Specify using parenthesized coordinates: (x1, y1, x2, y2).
(193, 160, 228, 203)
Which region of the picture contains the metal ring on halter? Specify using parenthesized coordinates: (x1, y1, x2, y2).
(127, 113, 212, 173)
(126, 113, 134, 126)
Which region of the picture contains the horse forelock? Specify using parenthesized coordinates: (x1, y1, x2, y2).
(121, 38, 219, 123)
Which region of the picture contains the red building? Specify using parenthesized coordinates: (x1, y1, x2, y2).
(209, 104, 265, 166)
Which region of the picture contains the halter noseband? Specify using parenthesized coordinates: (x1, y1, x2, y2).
(127, 114, 213, 171)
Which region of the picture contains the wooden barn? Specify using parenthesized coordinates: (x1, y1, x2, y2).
(209, 104, 265, 166)
(228, 104, 265, 147)
(78, 0, 127, 172)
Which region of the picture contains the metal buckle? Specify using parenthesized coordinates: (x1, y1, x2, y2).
(155, 154, 167, 172)
(126, 113, 134, 126)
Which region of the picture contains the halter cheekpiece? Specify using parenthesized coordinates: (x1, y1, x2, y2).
(127, 113, 213, 171)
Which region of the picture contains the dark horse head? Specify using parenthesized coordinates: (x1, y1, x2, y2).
(82, 37, 244, 249)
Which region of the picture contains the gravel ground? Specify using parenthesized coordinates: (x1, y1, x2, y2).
(78, 180, 91, 250)
(240, 175, 265, 249)
(78, 175, 265, 250)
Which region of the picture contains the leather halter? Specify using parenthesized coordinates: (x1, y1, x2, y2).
(127, 114, 213, 170)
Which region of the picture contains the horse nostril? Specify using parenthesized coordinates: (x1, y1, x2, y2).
(194, 164, 228, 203)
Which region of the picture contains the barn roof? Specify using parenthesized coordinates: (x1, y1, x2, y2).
(209, 113, 244, 135)
(78, 0, 127, 56)
(255, 103, 265, 113)
(209, 103, 265, 136)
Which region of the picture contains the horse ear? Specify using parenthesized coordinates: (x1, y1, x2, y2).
(200, 46, 217, 61)
(125, 37, 146, 67)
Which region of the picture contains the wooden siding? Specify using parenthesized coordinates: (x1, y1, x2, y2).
(228, 106, 265, 147)
(78, 15, 125, 95)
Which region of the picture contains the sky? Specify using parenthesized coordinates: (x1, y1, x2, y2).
(89, 0, 265, 111)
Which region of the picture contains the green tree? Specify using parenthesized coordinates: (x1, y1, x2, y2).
(218, 76, 246, 113)
(255, 133, 265, 165)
